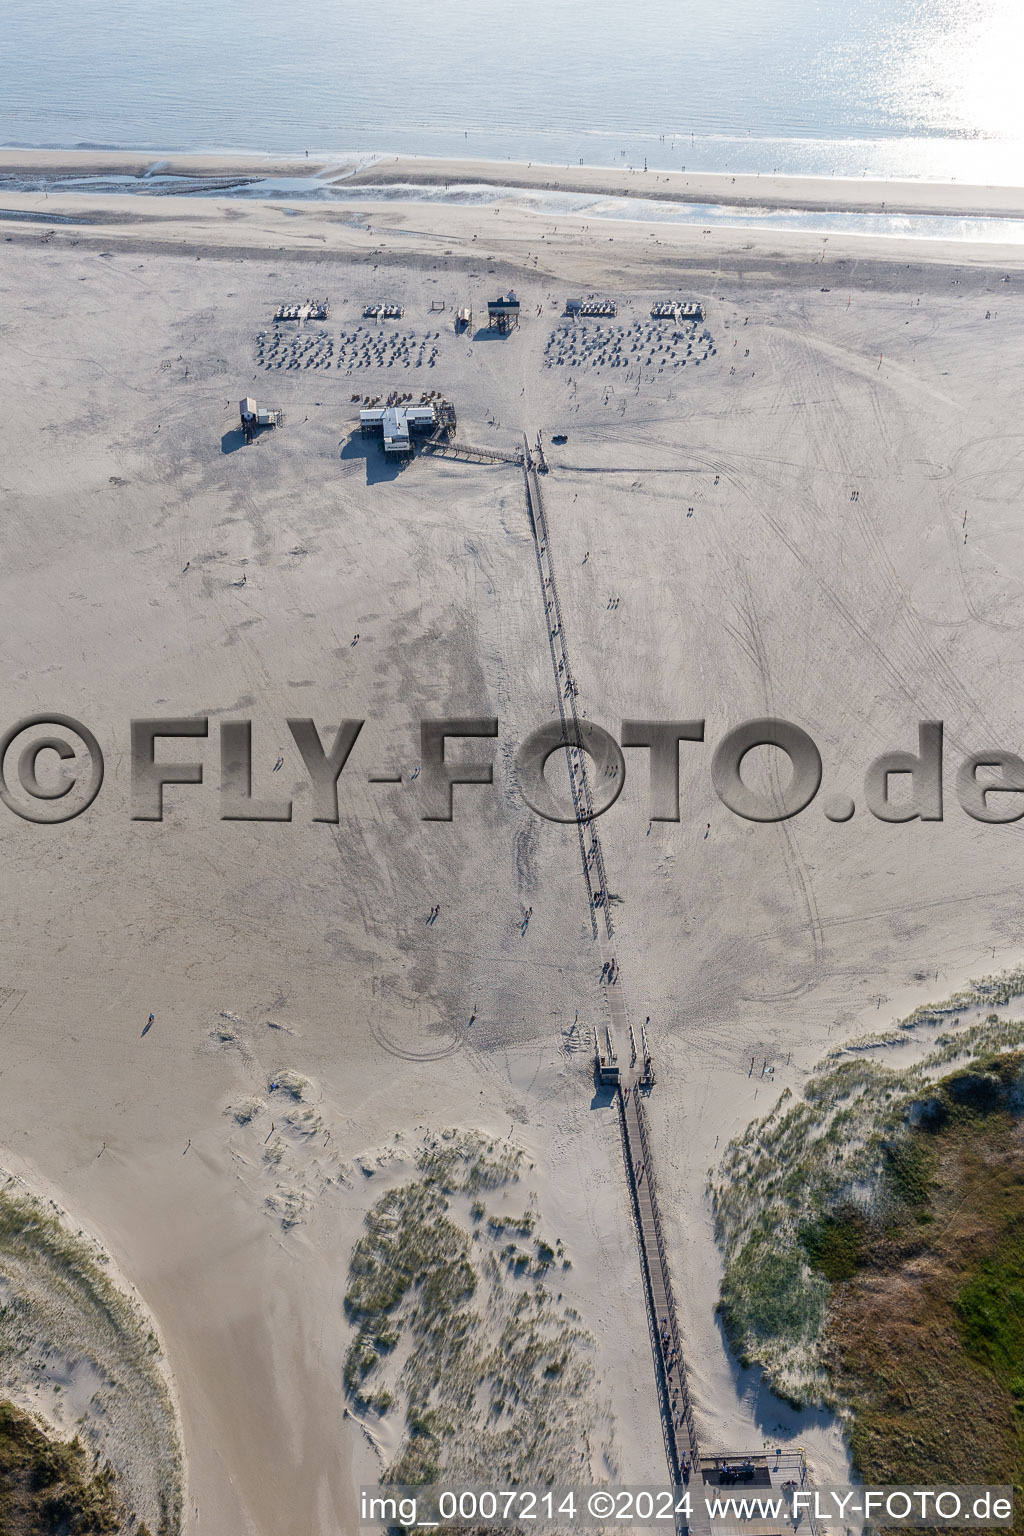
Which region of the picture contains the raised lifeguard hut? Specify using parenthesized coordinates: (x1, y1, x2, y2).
(239, 397, 284, 444)
(487, 291, 521, 333)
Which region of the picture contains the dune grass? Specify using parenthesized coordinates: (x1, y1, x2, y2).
(828, 1095, 1024, 1514)
(344, 1130, 604, 1493)
(0, 1397, 130, 1535)
(713, 973, 1024, 1505)
(711, 973, 1024, 1404)
(0, 1179, 183, 1535)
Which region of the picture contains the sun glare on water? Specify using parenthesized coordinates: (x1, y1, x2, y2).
(884, 0, 1024, 141)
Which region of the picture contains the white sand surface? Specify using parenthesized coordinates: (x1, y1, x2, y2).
(6, 148, 1024, 220)
(0, 149, 340, 179)
(1, 157, 1024, 1528)
(340, 153, 1024, 220)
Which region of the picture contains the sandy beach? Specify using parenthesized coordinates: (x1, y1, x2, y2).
(6, 148, 1024, 221)
(2, 150, 1024, 1531)
(0, 149, 335, 180)
(340, 153, 1024, 220)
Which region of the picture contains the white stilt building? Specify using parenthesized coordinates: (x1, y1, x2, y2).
(359, 403, 436, 456)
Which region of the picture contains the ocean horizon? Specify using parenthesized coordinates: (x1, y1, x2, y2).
(3, 0, 1024, 186)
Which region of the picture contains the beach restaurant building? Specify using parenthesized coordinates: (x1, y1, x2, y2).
(359, 403, 436, 456)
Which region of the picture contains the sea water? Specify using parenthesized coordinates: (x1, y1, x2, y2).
(2, 0, 1024, 184)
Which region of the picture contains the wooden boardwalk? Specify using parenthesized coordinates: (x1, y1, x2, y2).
(620, 1086, 699, 1481)
(522, 443, 614, 944)
(421, 430, 813, 1518)
(521, 440, 699, 1490)
(421, 439, 524, 466)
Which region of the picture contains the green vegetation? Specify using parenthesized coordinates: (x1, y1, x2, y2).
(956, 1230, 1024, 1392)
(0, 1179, 183, 1535)
(0, 1399, 127, 1534)
(346, 1183, 475, 1329)
(415, 1129, 524, 1193)
(343, 1130, 604, 1492)
(719, 1239, 827, 1375)
(268, 1070, 309, 1100)
(712, 971, 1024, 1512)
(799, 1211, 866, 1282)
(712, 971, 1024, 1401)
(828, 1104, 1024, 1507)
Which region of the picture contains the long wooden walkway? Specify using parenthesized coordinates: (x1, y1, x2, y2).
(521, 439, 699, 1489)
(421, 439, 524, 466)
(620, 1087, 699, 1480)
(522, 441, 613, 945)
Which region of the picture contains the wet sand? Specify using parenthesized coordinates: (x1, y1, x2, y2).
(5, 147, 1024, 221)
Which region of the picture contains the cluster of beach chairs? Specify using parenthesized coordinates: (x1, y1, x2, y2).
(334, 327, 441, 370)
(363, 302, 405, 319)
(256, 330, 336, 370)
(543, 319, 716, 372)
(255, 326, 443, 372)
